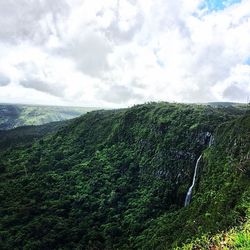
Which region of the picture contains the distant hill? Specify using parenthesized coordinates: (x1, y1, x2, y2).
(207, 102, 244, 107)
(0, 104, 99, 130)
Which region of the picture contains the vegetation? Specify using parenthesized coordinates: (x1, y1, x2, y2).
(175, 210, 250, 249)
(0, 120, 70, 150)
(0, 104, 98, 130)
(0, 102, 249, 249)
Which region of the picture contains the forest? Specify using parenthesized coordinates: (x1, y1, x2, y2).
(0, 102, 249, 249)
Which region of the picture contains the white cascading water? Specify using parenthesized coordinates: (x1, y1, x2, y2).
(209, 135, 213, 147)
(184, 154, 202, 207)
(184, 134, 213, 207)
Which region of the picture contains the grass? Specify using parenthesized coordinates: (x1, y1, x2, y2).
(176, 209, 250, 250)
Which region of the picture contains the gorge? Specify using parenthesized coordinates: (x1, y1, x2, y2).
(0, 102, 249, 249)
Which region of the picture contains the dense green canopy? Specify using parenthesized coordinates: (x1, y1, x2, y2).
(0, 102, 249, 249)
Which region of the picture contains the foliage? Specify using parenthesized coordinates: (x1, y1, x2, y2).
(175, 207, 250, 250)
(0, 120, 70, 150)
(0, 102, 249, 249)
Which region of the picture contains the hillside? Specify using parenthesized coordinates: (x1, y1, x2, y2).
(0, 102, 249, 249)
(0, 120, 70, 150)
(0, 104, 98, 130)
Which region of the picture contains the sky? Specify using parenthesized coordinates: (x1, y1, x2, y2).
(0, 0, 250, 107)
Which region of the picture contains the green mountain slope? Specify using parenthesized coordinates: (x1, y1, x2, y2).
(0, 102, 249, 249)
(0, 103, 98, 130)
(0, 120, 70, 150)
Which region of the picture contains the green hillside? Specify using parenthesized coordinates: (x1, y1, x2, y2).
(0, 120, 70, 150)
(0, 102, 249, 249)
(0, 104, 98, 130)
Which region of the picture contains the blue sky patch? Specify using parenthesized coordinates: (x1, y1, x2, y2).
(200, 0, 241, 12)
(157, 59, 165, 68)
(245, 57, 250, 65)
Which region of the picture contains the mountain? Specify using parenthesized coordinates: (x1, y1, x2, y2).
(207, 102, 247, 107)
(0, 103, 99, 130)
(0, 102, 249, 249)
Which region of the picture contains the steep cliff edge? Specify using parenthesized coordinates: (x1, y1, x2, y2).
(140, 113, 250, 249)
(0, 102, 249, 249)
(175, 114, 250, 249)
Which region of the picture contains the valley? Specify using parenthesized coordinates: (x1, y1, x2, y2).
(0, 102, 249, 249)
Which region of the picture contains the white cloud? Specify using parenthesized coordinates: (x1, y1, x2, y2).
(0, 0, 250, 107)
(213, 64, 250, 101)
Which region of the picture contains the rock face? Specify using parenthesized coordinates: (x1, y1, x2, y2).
(0, 102, 249, 250)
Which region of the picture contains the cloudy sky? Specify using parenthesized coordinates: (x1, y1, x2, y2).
(0, 0, 250, 107)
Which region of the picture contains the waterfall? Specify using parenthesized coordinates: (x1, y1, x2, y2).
(184, 154, 202, 207)
(184, 133, 213, 207)
(209, 135, 213, 147)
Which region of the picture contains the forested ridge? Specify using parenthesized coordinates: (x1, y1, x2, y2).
(0, 102, 249, 249)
